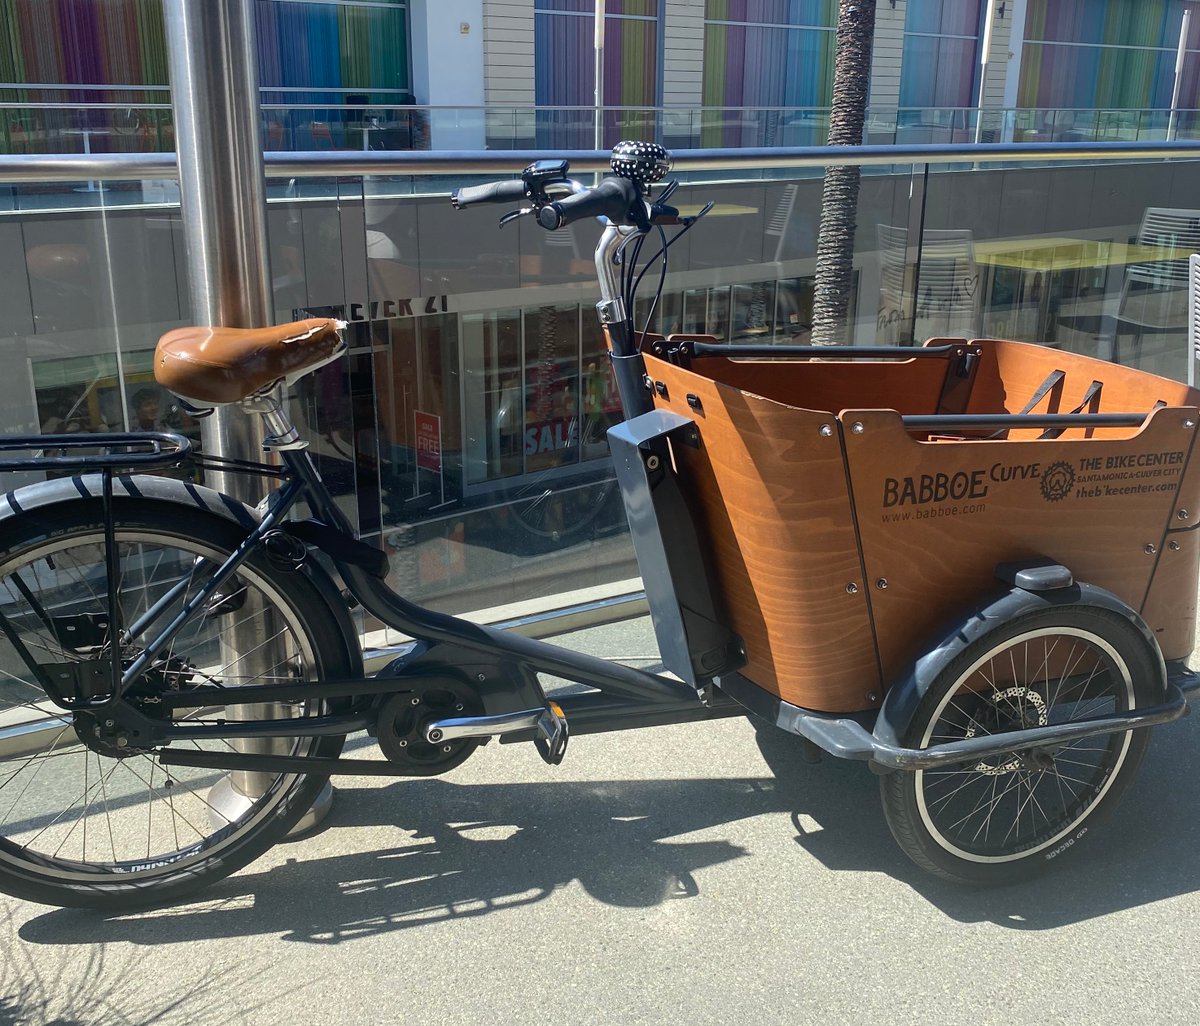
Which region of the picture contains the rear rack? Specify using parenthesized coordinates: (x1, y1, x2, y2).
(0, 432, 193, 473)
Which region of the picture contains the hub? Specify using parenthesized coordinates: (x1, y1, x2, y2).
(965, 686, 1051, 776)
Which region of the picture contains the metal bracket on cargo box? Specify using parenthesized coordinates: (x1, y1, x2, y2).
(934, 343, 983, 415)
(608, 410, 745, 688)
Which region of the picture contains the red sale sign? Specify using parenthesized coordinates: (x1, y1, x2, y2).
(414, 411, 441, 473)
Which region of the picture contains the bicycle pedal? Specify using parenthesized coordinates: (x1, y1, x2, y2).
(534, 701, 569, 766)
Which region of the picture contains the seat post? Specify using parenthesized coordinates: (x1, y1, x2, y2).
(244, 393, 306, 451)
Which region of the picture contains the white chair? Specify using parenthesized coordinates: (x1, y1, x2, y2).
(877, 224, 980, 343)
(1115, 207, 1200, 365)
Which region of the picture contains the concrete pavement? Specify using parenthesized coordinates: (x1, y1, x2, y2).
(3, 614, 1200, 1026)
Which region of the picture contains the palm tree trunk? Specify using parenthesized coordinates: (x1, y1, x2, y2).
(811, 0, 876, 345)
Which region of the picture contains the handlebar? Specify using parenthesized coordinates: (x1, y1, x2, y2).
(537, 177, 643, 230)
(451, 150, 695, 234)
(450, 179, 526, 209)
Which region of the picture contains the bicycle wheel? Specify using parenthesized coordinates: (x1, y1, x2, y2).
(0, 499, 356, 908)
(880, 605, 1161, 885)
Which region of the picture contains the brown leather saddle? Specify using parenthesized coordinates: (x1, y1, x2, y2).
(155, 318, 346, 408)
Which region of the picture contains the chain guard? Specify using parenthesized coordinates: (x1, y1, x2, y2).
(375, 678, 483, 776)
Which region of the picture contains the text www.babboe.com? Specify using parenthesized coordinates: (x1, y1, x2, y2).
(881, 503, 987, 523)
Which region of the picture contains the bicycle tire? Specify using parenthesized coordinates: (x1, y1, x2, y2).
(880, 605, 1160, 885)
(0, 498, 356, 909)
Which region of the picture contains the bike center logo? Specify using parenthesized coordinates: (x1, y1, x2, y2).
(1039, 461, 1075, 502)
(881, 450, 1184, 513)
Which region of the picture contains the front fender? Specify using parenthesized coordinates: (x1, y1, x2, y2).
(873, 581, 1161, 751)
(0, 472, 363, 677)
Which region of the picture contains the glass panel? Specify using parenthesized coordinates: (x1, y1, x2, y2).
(905, 0, 947, 36)
(776, 277, 814, 341)
(731, 281, 776, 341)
(0, 176, 205, 498)
(1019, 41, 1178, 110)
(701, 24, 834, 112)
(9, 153, 1190, 625)
(901, 3, 982, 111)
(922, 158, 1200, 382)
(706, 0, 835, 27)
(537, 0, 658, 12)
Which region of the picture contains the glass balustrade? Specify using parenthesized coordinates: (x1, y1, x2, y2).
(1, 151, 1197, 630)
(5, 103, 1200, 159)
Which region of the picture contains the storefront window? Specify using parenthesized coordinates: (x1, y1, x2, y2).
(34, 352, 121, 434)
(523, 304, 581, 474)
(581, 313, 622, 460)
(775, 277, 814, 340)
(462, 309, 523, 487)
(731, 281, 777, 341)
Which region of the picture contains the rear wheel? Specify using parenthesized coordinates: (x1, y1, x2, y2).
(0, 500, 355, 908)
(881, 606, 1162, 885)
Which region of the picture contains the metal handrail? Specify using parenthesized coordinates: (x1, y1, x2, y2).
(0, 139, 1199, 183)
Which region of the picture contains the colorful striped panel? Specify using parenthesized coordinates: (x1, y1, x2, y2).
(899, 0, 983, 110)
(0, 0, 169, 102)
(700, 24, 833, 146)
(535, 8, 659, 147)
(256, 1, 409, 103)
(1020, 0, 1200, 109)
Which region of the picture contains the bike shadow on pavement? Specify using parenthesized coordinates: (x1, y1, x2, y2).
(18, 715, 1200, 945)
(755, 712, 1200, 929)
(21, 772, 773, 947)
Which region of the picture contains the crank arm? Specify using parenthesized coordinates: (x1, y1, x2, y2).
(425, 701, 569, 765)
(424, 707, 543, 743)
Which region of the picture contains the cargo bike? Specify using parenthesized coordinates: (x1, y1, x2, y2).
(0, 143, 1198, 909)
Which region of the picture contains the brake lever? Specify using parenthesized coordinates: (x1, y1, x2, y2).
(498, 207, 533, 228)
(680, 200, 715, 227)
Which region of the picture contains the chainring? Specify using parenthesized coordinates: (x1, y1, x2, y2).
(375, 678, 483, 776)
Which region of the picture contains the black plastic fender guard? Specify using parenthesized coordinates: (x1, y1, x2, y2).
(872, 576, 1167, 754)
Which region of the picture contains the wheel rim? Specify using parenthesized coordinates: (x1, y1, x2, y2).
(510, 478, 612, 542)
(914, 626, 1136, 864)
(0, 528, 324, 885)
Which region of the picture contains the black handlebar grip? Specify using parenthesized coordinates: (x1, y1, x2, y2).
(538, 177, 641, 230)
(451, 179, 527, 209)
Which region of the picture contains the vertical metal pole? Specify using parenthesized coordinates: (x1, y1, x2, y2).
(973, 0, 998, 145)
(162, 0, 332, 831)
(1170, 9, 1192, 141)
(594, 0, 605, 151)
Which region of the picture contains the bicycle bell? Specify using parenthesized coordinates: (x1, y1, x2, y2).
(610, 141, 671, 188)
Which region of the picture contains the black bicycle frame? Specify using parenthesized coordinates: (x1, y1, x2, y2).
(16, 444, 732, 754)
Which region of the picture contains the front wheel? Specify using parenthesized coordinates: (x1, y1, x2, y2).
(880, 605, 1162, 885)
(0, 499, 357, 908)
